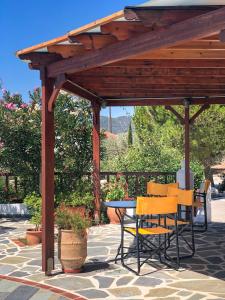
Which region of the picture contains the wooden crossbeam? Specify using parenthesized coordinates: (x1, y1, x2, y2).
(74, 68, 225, 77)
(108, 59, 225, 68)
(189, 104, 210, 124)
(165, 106, 184, 124)
(105, 97, 225, 106)
(133, 49, 225, 59)
(62, 80, 102, 106)
(48, 74, 66, 112)
(48, 7, 225, 77)
(70, 76, 225, 85)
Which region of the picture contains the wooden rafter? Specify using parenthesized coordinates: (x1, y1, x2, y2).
(101, 21, 149, 41)
(69, 33, 117, 50)
(47, 7, 225, 77)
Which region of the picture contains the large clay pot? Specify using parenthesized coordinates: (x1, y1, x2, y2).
(107, 207, 126, 224)
(26, 229, 42, 245)
(58, 229, 87, 273)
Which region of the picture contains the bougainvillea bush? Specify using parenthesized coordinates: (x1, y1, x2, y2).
(0, 88, 95, 200)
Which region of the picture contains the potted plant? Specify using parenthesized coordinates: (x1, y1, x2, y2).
(24, 192, 42, 245)
(60, 191, 94, 219)
(56, 209, 90, 273)
(104, 179, 126, 224)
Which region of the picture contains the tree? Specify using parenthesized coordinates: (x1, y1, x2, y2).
(127, 122, 133, 146)
(0, 88, 97, 197)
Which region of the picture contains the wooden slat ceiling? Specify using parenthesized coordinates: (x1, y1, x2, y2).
(17, 5, 225, 102)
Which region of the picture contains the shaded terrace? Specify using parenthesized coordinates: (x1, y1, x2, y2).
(16, 0, 225, 275)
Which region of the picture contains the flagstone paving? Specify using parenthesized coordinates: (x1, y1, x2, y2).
(1, 218, 225, 299)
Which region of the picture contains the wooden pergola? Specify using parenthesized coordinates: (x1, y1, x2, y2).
(17, 1, 225, 275)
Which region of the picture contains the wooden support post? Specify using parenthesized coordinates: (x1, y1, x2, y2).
(92, 102, 101, 222)
(41, 68, 55, 275)
(184, 100, 190, 190)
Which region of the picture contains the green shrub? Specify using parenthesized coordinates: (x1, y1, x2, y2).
(24, 193, 41, 230)
(104, 179, 125, 201)
(55, 209, 90, 235)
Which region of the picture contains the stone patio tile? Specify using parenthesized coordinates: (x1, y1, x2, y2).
(0, 265, 17, 274)
(94, 276, 114, 288)
(29, 289, 55, 300)
(9, 271, 29, 277)
(169, 280, 225, 293)
(87, 247, 109, 256)
(27, 259, 42, 266)
(187, 294, 206, 300)
(0, 256, 28, 264)
(0, 293, 10, 300)
(0, 280, 20, 292)
(206, 257, 224, 264)
(109, 287, 142, 298)
(4, 285, 39, 300)
(134, 277, 162, 287)
(27, 272, 49, 282)
(45, 276, 94, 291)
(77, 289, 109, 299)
(145, 287, 177, 298)
(175, 270, 210, 280)
(116, 276, 134, 286)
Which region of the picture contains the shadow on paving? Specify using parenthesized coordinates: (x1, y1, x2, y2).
(179, 222, 225, 280)
(121, 221, 225, 280)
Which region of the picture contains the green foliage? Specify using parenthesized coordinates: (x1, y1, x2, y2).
(55, 209, 90, 234)
(128, 122, 133, 146)
(24, 192, 41, 230)
(0, 88, 101, 199)
(59, 192, 94, 209)
(103, 179, 126, 201)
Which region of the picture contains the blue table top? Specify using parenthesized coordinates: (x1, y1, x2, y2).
(103, 200, 136, 209)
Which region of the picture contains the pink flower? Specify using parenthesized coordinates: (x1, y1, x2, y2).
(20, 103, 28, 109)
(4, 103, 17, 110)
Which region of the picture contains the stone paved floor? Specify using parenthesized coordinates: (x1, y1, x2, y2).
(0, 276, 76, 300)
(1, 217, 225, 299)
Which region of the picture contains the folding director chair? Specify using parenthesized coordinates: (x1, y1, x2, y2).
(121, 196, 179, 275)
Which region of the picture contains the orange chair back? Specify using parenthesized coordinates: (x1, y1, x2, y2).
(167, 187, 194, 206)
(147, 181, 179, 196)
(136, 196, 178, 215)
(204, 179, 211, 193)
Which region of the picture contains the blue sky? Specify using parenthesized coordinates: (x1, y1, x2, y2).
(0, 0, 145, 117)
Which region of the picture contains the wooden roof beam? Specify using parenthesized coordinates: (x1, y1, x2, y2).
(101, 21, 149, 41)
(18, 52, 62, 70)
(68, 33, 117, 50)
(62, 80, 102, 106)
(47, 6, 225, 78)
(105, 97, 225, 106)
(124, 6, 223, 28)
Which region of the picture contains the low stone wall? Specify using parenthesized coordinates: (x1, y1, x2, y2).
(0, 203, 29, 217)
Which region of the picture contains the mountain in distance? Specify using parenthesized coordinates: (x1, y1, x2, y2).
(100, 116, 131, 134)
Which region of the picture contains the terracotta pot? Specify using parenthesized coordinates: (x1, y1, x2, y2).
(26, 229, 42, 245)
(107, 207, 126, 224)
(58, 229, 87, 273)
